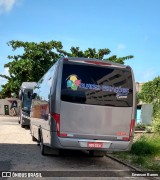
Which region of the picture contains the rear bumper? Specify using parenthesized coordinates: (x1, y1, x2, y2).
(51, 132, 132, 151)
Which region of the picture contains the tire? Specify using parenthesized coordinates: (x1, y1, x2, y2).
(18, 116, 20, 124)
(32, 135, 37, 142)
(39, 129, 59, 156)
(20, 114, 25, 128)
(21, 124, 25, 128)
(39, 130, 46, 155)
(89, 150, 106, 157)
(25, 125, 30, 130)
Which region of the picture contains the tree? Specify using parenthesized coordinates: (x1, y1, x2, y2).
(0, 40, 67, 98)
(0, 40, 134, 98)
(138, 76, 160, 117)
(68, 47, 133, 63)
(138, 76, 160, 103)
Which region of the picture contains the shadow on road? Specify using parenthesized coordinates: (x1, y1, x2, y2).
(0, 143, 135, 179)
(0, 143, 109, 171)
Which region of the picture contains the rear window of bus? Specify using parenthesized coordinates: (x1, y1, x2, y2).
(61, 62, 133, 107)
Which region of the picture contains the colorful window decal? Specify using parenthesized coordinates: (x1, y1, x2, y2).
(66, 75, 81, 91)
(66, 74, 129, 97)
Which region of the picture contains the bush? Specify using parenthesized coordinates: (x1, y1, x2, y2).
(153, 119, 160, 134)
(153, 101, 160, 118)
(131, 136, 158, 155)
(135, 123, 146, 130)
(145, 126, 152, 133)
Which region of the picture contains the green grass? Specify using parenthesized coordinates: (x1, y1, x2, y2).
(113, 134, 160, 170)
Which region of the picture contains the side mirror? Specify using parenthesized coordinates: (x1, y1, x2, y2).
(32, 93, 37, 99)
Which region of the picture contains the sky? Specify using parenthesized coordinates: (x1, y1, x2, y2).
(0, 0, 160, 89)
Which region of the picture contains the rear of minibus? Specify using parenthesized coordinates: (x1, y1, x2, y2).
(52, 58, 136, 152)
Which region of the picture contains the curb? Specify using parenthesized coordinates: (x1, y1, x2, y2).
(106, 154, 159, 180)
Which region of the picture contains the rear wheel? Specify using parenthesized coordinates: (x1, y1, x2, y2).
(39, 129, 59, 156)
(20, 114, 25, 128)
(40, 137, 46, 155)
(38, 130, 45, 155)
(21, 124, 25, 128)
(18, 116, 20, 124)
(18, 109, 21, 124)
(89, 150, 106, 157)
(32, 135, 37, 142)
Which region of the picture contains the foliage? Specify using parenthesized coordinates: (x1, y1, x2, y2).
(145, 126, 152, 133)
(135, 123, 146, 130)
(135, 123, 152, 132)
(138, 76, 160, 119)
(0, 40, 134, 98)
(138, 76, 160, 134)
(0, 40, 66, 98)
(138, 76, 160, 104)
(131, 135, 159, 155)
(153, 113, 160, 134)
(68, 47, 134, 63)
(113, 134, 160, 170)
(153, 100, 160, 119)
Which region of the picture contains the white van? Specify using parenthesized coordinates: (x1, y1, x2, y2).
(30, 57, 136, 156)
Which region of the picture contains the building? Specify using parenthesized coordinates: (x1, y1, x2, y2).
(136, 82, 144, 92)
(135, 82, 153, 125)
(0, 98, 20, 116)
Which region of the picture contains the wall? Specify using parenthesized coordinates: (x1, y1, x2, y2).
(0, 98, 19, 116)
(141, 104, 153, 125)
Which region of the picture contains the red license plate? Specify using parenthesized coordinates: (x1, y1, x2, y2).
(87, 142, 103, 148)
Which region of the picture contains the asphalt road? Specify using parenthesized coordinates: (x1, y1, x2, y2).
(0, 116, 148, 180)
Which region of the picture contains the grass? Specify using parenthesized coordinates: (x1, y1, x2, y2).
(113, 134, 160, 171)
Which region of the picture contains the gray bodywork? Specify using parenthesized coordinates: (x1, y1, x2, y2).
(30, 57, 136, 153)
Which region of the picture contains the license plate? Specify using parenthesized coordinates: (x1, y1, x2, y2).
(87, 142, 103, 148)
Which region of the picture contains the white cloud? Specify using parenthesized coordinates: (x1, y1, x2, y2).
(0, 77, 7, 87)
(0, 67, 9, 86)
(137, 68, 155, 82)
(0, 0, 18, 14)
(4, 67, 9, 76)
(117, 44, 126, 51)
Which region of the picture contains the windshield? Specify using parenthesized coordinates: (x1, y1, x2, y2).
(61, 62, 133, 107)
(22, 90, 33, 110)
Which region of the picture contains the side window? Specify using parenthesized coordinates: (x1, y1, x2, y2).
(36, 64, 56, 101)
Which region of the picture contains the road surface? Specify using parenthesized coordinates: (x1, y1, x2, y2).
(0, 116, 148, 179)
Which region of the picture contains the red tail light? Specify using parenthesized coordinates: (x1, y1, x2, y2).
(85, 60, 111, 66)
(52, 113, 60, 136)
(51, 113, 67, 137)
(63, 58, 68, 61)
(129, 119, 135, 140)
(121, 119, 135, 141)
(122, 137, 129, 141)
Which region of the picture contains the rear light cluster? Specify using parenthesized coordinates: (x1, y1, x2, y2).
(51, 113, 67, 137)
(122, 137, 130, 141)
(122, 119, 135, 141)
(129, 119, 135, 140)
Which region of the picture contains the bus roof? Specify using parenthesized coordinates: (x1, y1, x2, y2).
(20, 82, 37, 90)
(61, 57, 129, 69)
